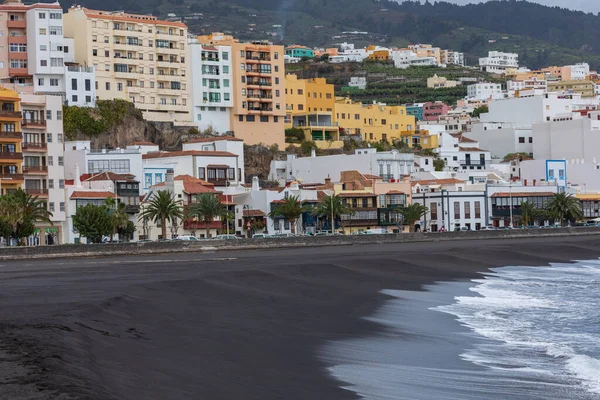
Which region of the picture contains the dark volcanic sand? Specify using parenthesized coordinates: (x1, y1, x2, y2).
(1, 236, 600, 400)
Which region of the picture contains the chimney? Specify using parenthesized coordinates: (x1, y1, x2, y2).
(311, 148, 316, 158)
(252, 176, 260, 191)
(74, 164, 82, 188)
(402, 174, 410, 183)
(166, 169, 175, 184)
(324, 177, 331, 186)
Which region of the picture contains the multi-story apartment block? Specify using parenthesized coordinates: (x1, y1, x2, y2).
(467, 82, 504, 101)
(189, 38, 233, 133)
(547, 80, 595, 97)
(64, 6, 190, 122)
(0, 0, 95, 106)
(0, 86, 23, 194)
(20, 93, 67, 243)
(199, 33, 285, 147)
(479, 51, 519, 75)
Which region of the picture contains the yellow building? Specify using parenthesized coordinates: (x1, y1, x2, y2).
(334, 97, 416, 143)
(427, 74, 458, 89)
(410, 44, 441, 65)
(547, 80, 595, 97)
(0, 87, 23, 194)
(366, 47, 390, 61)
(64, 6, 191, 123)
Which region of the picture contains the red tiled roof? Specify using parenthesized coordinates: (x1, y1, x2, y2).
(184, 182, 216, 194)
(70, 191, 118, 199)
(84, 172, 137, 182)
(386, 190, 406, 195)
(174, 174, 214, 186)
(459, 136, 477, 143)
(142, 150, 238, 159)
(317, 190, 328, 201)
(492, 192, 554, 198)
(185, 136, 243, 144)
(459, 147, 486, 152)
(243, 209, 266, 217)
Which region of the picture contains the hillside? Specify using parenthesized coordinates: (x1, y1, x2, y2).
(62, 0, 600, 70)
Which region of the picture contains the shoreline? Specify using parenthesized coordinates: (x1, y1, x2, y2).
(1, 237, 600, 399)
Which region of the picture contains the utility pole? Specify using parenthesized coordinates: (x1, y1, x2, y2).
(509, 183, 513, 228)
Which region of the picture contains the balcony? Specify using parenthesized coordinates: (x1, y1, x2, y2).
(0, 173, 24, 181)
(0, 131, 22, 140)
(8, 67, 28, 77)
(22, 118, 45, 128)
(201, 56, 220, 63)
(8, 35, 27, 44)
(7, 20, 26, 29)
(124, 204, 140, 214)
(22, 142, 47, 152)
(0, 152, 23, 161)
(246, 80, 271, 87)
(23, 165, 48, 174)
(0, 110, 22, 120)
(247, 93, 272, 99)
(206, 178, 228, 186)
(24, 188, 48, 196)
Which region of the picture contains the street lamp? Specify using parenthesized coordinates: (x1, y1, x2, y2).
(509, 182, 514, 228)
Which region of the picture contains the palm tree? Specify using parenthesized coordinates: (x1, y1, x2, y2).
(520, 201, 535, 227)
(268, 195, 307, 234)
(396, 203, 428, 232)
(8, 188, 53, 244)
(140, 190, 183, 240)
(105, 197, 129, 243)
(190, 192, 227, 238)
(311, 194, 354, 233)
(547, 192, 582, 226)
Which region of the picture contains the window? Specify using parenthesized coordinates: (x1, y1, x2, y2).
(228, 168, 235, 180)
(48, 156, 53, 166)
(58, 133, 63, 142)
(93, 49, 98, 56)
(49, 78, 58, 87)
(49, 26, 62, 35)
(519, 137, 525, 143)
(475, 201, 481, 218)
(71, 78, 77, 90)
(528, 137, 533, 143)
(72, 95, 78, 102)
(59, 179, 64, 189)
(298, 104, 304, 111)
(223, 79, 230, 88)
(246, 115, 255, 122)
(260, 115, 269, 122)
(92, 35, 97, 42)
(117, 83, 123, 91)
(49, 202, 55, 212)
(46, 110, 52, 120)
(224, 93, 230, 101)
(275, 90, 280, 97)
(59, 202, 65, 212)
(241, 63, 245, 70)
(275, 77, 279, 84)
(39, 28, 46, 35)
(275, 66, 279, 72)
(39, 12, 46, 19)
(58, 156, 63, 166)
(274, 52, 279, 59)
(105, 50, 109, 57)
(355, 114, 360, 120)
(40, 59, 47, 67)
(48, 179, 54, 189)
(38, 78, 44, 86)
(50, 58, 63, 67)
(326, 93, 332, 99)
(431, 203, 438, 219)
(222, 52, 229, 60)
(239, 115, 243, 122)
(454, 202, 460, 219)
(223, 65, 229, 74)
(105, 82, 110, 90)
(465, 202, 471, 219)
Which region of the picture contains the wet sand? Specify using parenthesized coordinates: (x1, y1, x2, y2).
(1, 236, 600, 400)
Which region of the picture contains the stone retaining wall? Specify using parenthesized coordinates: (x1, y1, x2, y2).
(1, 227, 600, 261)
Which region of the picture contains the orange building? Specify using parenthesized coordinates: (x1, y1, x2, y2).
(0, 86, 23, 194)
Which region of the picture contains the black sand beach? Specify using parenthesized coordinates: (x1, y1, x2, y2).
(1, 236, 600, 400)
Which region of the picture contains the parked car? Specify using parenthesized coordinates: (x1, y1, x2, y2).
(175, 235, 200, 241)
(137, 239, 153, 243)
(364, 228, 391, 235)
(479, 226, 496, 231)
(460, 226, 471, 232)
(272, 233, 295, 238)
(213, 234, 239, 240)
(252, 233, 272, 239)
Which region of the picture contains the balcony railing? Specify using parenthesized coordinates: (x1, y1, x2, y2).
(0, 173, 24, 181)
(22, 143, 47, 151)
(24, 188, 48, 196)
(0, 152, 23, 160)
(23, 165, 48, 174)
(0, 110, 22, 119)
(202, 56, 220, 62)
(247, 93, 273, 99)
(22, 118, 46, 127)
(0, 131, 22, 139)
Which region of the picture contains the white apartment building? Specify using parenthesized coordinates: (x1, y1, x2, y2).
(20, 93, 68, 244)
(269, 148, 416, 185)
(391, 50, 436, 69)
(468, 93, 599, 158)
(467, 82, 503, 101)
(63, 140, 144, 191)
(63, 6, 191, 123)
(64, 65, 96, 107)
(567, 63, 590, 80)
(479, 51, 518, 74)
(445, 51, 465, 66)
(189, 40, 233, 133)
(435, 132, 492, 172)
(507, 77, 547, 96)
(141, 136, 245, 194)
(348, 76, 367, 90)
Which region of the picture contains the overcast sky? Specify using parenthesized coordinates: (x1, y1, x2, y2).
(409, 0, 600, 14)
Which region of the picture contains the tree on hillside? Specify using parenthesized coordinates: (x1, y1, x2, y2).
(269, 195, 307, 234)
(190, 192, 227, 238)
(396, 203, 428, 232)
(547, 192, 582, 226)
(73, 204, 113, 243)
(472, 105, 489, 118)
(311, 194, 354, 233)
(140, 190, 184, 240)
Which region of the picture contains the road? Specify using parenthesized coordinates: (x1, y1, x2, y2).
(1, 236, 599, 400)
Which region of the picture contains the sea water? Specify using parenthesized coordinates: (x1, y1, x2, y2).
(321, 260, 600, 399)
